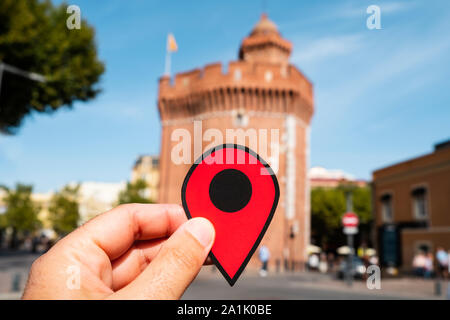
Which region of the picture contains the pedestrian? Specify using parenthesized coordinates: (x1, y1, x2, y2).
(258, 245, 270, 277)
(327, 252, 335, 272)
(318, 253, 328, 273)
(308, 253, 319, 271)
(436, 247, 448, 279)
(448, 249, 450, 275)
(412, 251, 426, 277)
(424, 252, 434, 279)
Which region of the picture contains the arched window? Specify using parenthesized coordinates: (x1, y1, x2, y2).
(380, 193, 393, 223)
(411, 187, 428, 220)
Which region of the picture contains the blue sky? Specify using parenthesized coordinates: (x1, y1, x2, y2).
(1, 0, 449, 193)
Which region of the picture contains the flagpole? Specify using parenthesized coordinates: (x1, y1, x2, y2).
(164, 50, 171, 76)
(164, 33, 177, 76)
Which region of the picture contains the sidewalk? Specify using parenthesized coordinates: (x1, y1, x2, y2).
(195, 267, 448, 300)
(286, 273, 447, 299)
(0, 251, 39, 299)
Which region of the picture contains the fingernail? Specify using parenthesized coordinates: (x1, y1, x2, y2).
(185, 218, 215, 248)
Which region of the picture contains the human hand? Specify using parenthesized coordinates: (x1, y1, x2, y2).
(22, 204, 215, 299)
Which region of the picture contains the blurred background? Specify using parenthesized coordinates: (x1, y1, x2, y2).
(0, 0, 449, 299)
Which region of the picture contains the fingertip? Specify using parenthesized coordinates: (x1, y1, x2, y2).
(184, 217, 215, 248)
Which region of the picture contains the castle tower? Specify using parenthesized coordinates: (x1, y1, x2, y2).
(157, 14, 314, 271)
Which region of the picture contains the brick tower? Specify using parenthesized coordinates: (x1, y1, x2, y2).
(157, 14, 314, 271)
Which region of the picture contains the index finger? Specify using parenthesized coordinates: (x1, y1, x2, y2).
(70, 203, 187, 260)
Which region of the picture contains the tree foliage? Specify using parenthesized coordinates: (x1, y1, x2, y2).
(1, 184, 41, 247)
(0, 0, 105, 134)
(352, 186, 372, 224)
(118, 179, 152, 205)
(0, 213, 6, 230)
(48, 184, 80, 236)
(311, 186, 372, 248)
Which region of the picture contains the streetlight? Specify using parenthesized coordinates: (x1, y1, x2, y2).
(0, 61, 46, 99)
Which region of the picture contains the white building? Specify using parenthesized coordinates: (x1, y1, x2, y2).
(72, 181, 126, 223)
(309, 166, 367, 188)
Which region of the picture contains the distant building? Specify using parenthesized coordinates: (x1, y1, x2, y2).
(0, 182, 124, 239)
(131, 155, 160, 203)
(0, 189, 54, 235)
(75, 181, 126, 223)
(309, 166, 367, 188)
(372, 140, 450, 271)
(0, 188, 6, 214)
(31, 192, 53, 233)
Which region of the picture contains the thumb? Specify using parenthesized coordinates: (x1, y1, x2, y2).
(110, 217, 215, 300)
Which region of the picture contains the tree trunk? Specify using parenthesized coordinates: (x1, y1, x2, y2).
(9, 227, 18, 249)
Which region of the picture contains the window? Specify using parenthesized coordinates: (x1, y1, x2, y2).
(234, 111, 248, 127)
(380, 194, 393, 222)
(264, 71, 273, 82)
(233, 69, 242, 81)
(412, 187, 428, 220)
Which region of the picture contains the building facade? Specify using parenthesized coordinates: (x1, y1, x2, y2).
(0, 182, 125, 241)
(131, 155, 160, 203)
(157, 14, 314, 271)
(76, 181, 126, 223)
(309, 166, 367, 188)
(372, 140, 450, 271)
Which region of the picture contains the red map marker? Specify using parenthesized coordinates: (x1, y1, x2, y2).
(181, 144, 280, 286)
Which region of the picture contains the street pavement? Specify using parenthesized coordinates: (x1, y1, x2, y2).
(0, 251, 39, 297)
(0, 252, 447, 300)
(184, 267, 446, 300)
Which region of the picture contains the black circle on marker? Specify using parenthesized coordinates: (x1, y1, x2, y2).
(209, 169, 252, 213)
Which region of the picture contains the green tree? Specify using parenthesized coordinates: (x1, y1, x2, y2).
(49, 184, 80, 236)
(0, 0, 105, 134)
(0, 213, 6, 229)
(352, 187, 372, 224)
(311, 186, 372, 248)
(352, 186, 373, 243)
(0, 184, 7, 228)
(311, 187, 346, 247)
(0, 203, 6, 246)
(118, 179, 152, 205)
(0, 185, 6, 246)
(1, 184, 41, 248)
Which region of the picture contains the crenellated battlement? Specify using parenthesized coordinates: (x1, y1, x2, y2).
(159, 61, 312, 94)
(157, 12, 314, 126)
(158, 60, 314, 124)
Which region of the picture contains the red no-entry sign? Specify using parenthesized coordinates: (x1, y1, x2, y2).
(342, 212, 359, 235)
(342, 212, 359, 227)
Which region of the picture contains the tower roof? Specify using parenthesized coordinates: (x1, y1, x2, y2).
(239, 13, 292, 64)
(250, 13, 279, 36)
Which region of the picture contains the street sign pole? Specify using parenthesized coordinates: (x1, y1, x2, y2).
(0, 63, 4, 99)
(0, 61, 46, 109)
(346, 191, 353, 287)
(346, 231, 354, 287)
